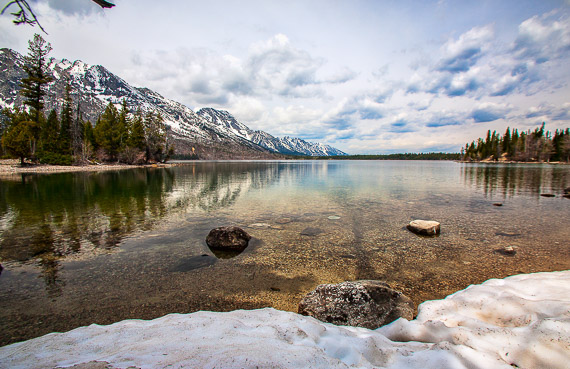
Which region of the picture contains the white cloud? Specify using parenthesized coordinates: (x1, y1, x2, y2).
(436, 25, 494, 73)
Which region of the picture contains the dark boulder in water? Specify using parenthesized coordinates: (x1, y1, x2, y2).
(206, 226, 251, 251)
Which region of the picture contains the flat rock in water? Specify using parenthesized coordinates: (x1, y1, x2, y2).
(248, 223, 272, 229)
(170, 254, 217, 272)
(300, 227, 324, 236)
(298, 280, 415, 329)
(205, 226, 251, 251)
(407, 220, 440, 236)
(495, 245, 517, 256)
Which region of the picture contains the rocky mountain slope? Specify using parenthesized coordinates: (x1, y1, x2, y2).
(197, 108, 346, 156)
(0, 48, 346, 158)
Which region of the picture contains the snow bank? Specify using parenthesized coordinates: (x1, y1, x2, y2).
(1, 271, 569, 369)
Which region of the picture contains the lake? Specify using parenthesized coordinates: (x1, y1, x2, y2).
(1, 160, 569, 345)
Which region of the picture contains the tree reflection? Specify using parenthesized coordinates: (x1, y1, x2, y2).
(461, 164, 570, 198)
(0, 168, 175, 262)
(0, 163, 283, 293)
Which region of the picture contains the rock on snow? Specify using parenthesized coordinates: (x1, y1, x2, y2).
(1, 271, 569, 369)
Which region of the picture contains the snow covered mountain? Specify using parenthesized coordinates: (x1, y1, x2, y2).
(0, 48, 346, 158)
(197, 108, 346, 156)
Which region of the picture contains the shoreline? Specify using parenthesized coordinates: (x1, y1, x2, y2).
(1, 158, 567, 176)
(0, 159, 177, 176)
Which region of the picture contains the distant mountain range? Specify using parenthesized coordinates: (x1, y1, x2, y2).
(0, 48, 346, 159)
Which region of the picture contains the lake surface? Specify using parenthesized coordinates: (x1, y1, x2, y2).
(1, 160, 569, 345)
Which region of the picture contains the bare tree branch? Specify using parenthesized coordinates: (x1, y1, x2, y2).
(1, 0, 47, 33)
(1, 0, 116, 34)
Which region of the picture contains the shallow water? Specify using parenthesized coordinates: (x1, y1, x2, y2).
(0, 160, 569, 345)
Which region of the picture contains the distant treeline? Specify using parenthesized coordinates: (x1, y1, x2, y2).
(308, 152, 461, 160)
(462, 123, 570, 162)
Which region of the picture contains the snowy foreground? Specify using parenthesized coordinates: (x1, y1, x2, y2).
(1, 271, 569, 369)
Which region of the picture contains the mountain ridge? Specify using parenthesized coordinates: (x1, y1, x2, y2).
(0, 48, 346, 158)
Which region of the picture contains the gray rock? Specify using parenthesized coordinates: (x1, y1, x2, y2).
(205, 226, 251, 251)
(407, 220, 440, 236)
(300, 227, 324, 236)
(503, 246, 516, 255)
(298, 280, 415, 329)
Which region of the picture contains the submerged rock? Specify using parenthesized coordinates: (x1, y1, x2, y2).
(298, 280, 415, 329)
(275, 218, 293, 224)
(248, 223, 272, 229)
(495, 245, 517, 256)
(300, 227, 324, 236)
(171, 254, 217, 272)
(206, 226, 251, 251)
(407, 220, 440, 236)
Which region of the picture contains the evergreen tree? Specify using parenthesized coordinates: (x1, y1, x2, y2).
(1, 108, 34, 165)
(502, 127, 511, 156)
(58, 84, 73, 156)
(115, 99, 129, 152)
(127, 109, 146, 150)
(71, 100, 83, 162)
(20, 33, 52, 123)
(39, 109, 59, 154)
(82, 121, 95, 163)
(511, 129, 519, 158)
(18, 34, 53, 159)
(94, 102, 119, 160)
(144, 110, 166, 162)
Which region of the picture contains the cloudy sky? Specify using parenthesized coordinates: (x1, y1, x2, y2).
(1, 0, 569, 154)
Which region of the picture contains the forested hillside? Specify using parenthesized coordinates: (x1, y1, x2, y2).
(462, 123, 570, 162)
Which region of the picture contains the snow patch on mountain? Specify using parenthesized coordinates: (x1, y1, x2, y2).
(197, 107, 346, 156)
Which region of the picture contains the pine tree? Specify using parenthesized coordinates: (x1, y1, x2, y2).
(58, 84, 73, 156)
(94, 102, 119, 160)
(1, 108, 34, 165)
(127, 109, 146, 150)
(40, 109, 59, 154)
(19, 34, 52, 158)
(144, 110, 166, 162)
(502, 127, 511, 156)
(20, 34, 52, 123)
(82, 121, 95, 163)
(115, 99, 129, 152)
(71, 100, 84, 162)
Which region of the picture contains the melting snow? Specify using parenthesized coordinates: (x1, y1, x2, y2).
(0, 271, 568, 368)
